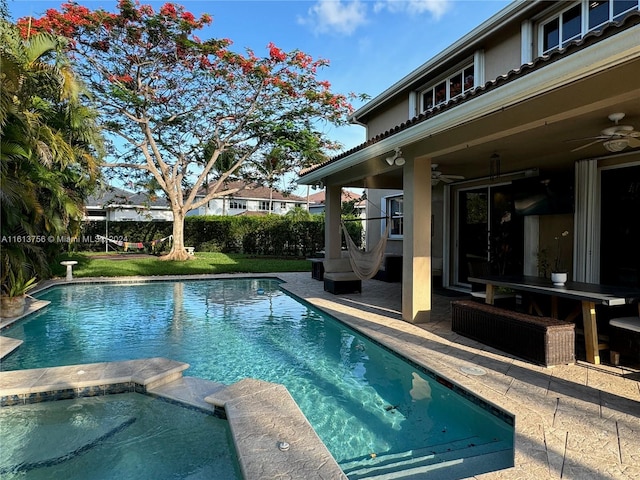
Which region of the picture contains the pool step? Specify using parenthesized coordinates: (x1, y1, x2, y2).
(340, 436, 513, 480)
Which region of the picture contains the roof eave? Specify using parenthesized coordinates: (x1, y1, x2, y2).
(349, 0, 534, 123)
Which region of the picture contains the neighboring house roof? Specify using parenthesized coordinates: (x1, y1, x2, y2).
(203, 180, 306, 202)
(299, 9, 640, 179)
(85, 186, 169, 209)
(308, 190, 364, 205)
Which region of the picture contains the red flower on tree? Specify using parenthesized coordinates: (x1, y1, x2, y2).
(268, 42, 287, 62)
(160, 3, 177, 19)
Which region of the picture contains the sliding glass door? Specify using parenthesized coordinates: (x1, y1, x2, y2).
(600, 164, 640, 288)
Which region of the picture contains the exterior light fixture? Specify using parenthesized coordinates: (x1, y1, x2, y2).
(385, 147, 405, 166)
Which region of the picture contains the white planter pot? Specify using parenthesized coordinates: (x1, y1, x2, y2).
(551, 272, 567, 286)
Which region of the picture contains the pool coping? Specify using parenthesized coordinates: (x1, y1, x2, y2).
(0, 358, 346, 480)
(1, 298, 50, 360)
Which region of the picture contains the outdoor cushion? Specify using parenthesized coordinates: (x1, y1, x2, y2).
(323, 259, 353, 273)
(324, 272, 360, 281)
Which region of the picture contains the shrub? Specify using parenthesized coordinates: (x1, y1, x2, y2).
(74, 215, 362, 257)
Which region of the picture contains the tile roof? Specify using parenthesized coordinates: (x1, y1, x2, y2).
(307, 189, 363, 204)
(203, 180, 306, 202)
(299, 11, 640, 178)
(86, 186, 169, 208)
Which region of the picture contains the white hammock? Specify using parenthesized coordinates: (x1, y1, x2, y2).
(340, 220, 391, 280)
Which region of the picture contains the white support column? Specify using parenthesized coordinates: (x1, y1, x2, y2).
(325, 185, 342, 259)
(402, 156, 432, 323)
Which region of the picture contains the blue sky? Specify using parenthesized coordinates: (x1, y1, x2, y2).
(10, 0, 510, 193)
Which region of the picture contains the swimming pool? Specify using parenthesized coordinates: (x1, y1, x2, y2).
(2, 279, 514, 477)
(0, 392, 240, 479)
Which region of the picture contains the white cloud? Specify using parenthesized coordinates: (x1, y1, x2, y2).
(298, 0, 368, 36)
(373, 0, 452, 19)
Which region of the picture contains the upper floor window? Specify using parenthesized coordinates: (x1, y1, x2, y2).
(280, 202, 287, 210)
(229, 200, 246, 210)
(384, 195, 404, 237)
(420, 64, 475, 112)
(540, 1, 639, 54)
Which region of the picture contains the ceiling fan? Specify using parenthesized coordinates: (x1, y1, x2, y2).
(431, 164, 464, 186)
(570, 113, 640, 153)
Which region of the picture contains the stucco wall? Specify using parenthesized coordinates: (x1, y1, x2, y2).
(189, 197, 304, 216)
(366, 96, 410, 139)
(483, 22, 522, 82)
(367, 186, 445, 272)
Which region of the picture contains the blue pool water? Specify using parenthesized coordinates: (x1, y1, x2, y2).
(2, 279, 514, 477)
(0, 393, 240, 479)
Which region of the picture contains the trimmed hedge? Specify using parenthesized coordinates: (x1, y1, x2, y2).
(77, 215, 362, 257)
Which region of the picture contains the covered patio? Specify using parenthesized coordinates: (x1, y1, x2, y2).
(298, 14, 640, 333)
(277, 272, 640, 479)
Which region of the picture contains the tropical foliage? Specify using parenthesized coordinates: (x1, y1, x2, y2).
(0, 13, 103, 288)
(20, 1, 356, 260)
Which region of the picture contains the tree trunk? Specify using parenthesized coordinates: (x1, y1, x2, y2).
(160, 209, 191, 261)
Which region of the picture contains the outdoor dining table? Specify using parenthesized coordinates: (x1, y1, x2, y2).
(468, 275, 640, 365)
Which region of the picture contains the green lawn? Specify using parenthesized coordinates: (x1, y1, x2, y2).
(52, 252, 311, 278)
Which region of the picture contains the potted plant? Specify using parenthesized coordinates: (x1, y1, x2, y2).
(0, 269, 38, 318)
(551, 230, 569, 286)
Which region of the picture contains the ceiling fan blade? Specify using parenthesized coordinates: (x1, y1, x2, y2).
(439, 175, 465, 183)
(628, 137, 640, 148)
(565, 135, 608, 143)
(571, 139, 602, 152)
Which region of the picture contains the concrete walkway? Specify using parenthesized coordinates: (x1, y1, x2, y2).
(275, 272, 640, 479)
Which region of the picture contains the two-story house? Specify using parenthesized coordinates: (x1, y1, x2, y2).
(187, 180, 308, 216)
(85, 186, 173, 222)
(299, 1, 640, 331)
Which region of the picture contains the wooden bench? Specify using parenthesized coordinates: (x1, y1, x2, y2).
(609, 316, 640, 366)
(323, 259, 361, 294)
(451, 300, 575, 367)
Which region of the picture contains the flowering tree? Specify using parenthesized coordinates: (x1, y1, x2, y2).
(20, 1, 354, 260)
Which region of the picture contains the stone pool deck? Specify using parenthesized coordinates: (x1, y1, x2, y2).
(275, 272, 640, 480)
(1, 272, 639, 479)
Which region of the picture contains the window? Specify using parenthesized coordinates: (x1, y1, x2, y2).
(259, 201, 274, 211)
(420, 64, 474, 112)
(539, 1, 638, 54)
(385, 196, 404, 237)
(229, 200, 246, 210)
(280, 202, 287, 210)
